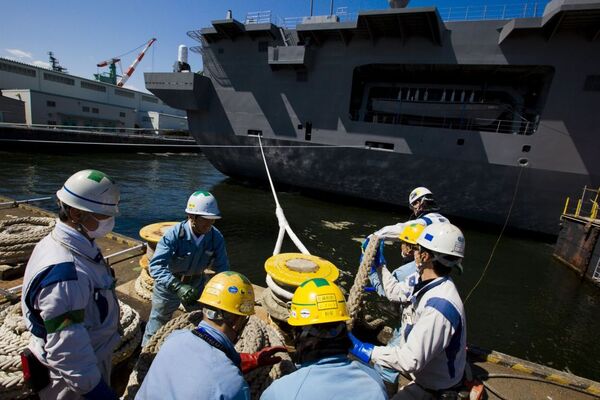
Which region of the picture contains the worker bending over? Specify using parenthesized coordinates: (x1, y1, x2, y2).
(137, 271, 286, 399)
(351, 223, 467, 400)
(142, 191, 230, 346)
(261, 278, 387, 400)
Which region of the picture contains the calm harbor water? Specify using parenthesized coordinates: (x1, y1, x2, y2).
(1, 150, 599, 381)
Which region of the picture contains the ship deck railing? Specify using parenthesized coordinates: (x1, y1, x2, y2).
(360, 112, 537, 135)
(245, 2, 545, 30)
(0, 122, 191, 139)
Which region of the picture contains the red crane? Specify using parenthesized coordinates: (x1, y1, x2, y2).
(117, 38, 156, 87)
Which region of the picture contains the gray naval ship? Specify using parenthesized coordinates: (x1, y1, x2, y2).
(145, 0, 600, 234)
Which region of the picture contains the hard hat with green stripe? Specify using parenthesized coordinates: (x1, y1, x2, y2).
(56, 169, 120, 216)
(288, 278, 349, 326)
(185, 190, 221, 219)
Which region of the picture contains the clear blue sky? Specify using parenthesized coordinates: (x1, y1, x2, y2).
(0, 0, 544, 93)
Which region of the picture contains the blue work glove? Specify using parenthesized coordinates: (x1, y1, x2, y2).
(348, 332, 374, 364)
(373, 240, 386, 272)
(363, 286, 376, 293)
(83, 379, 118, 400)
(359, 236, 370, 264)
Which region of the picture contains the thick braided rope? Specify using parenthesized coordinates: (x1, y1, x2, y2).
(346, 235, 380, 331)
(0, 300, 141, 400)
(122, 311, 294, 400)
(0, 217, 55, 264)
(259, 288, 290, 322)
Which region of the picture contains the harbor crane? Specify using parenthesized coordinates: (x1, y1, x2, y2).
(94, 38, 156, 87)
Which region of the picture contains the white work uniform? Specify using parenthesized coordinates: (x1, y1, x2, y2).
(371, 275, 467, 396)
(374, 213, 449, 240)
(21, 220, 120, 399)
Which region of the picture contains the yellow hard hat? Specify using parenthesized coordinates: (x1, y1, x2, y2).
(399, 223, 425, 245)
(288, 278, 349, 326)
(199, 271, 255, 316)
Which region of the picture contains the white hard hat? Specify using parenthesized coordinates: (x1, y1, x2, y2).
(408, 186, 433, 205)
(185, 191, 221, 219)
(56, 169, 120, 216)
(417, 223, 465, 270)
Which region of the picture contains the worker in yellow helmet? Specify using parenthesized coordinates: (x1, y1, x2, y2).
(136, 272, 286, 400)
(366, 223, 425, 388)
(366, 222, 425, 296)
(260, 278, 386, 400)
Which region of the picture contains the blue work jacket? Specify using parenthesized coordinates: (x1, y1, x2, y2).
(260, 354, 387, 400)
(135, 321, 250, 400)
(149, 220, 229, 288)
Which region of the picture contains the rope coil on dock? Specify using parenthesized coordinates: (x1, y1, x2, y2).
(0, 300, 142, 400)
(0, 217, 55, 264)
(122, 310, 295, 400)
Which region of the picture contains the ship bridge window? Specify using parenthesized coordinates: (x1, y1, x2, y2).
(47, 100, 56, 107)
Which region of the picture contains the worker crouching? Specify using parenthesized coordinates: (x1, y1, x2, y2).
(136, 271, 286, 400)
(260, 278, 387, 400)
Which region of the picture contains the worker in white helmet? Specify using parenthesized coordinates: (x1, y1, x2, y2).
(373, 186, 449, 240)
(350, 223, 467, 399)
(21, 169, 121, 399)
(142, 190, 230, 346)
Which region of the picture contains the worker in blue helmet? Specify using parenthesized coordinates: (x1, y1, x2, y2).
(142, 191, 230, 346)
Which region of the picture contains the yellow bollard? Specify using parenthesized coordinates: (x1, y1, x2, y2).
(563, 197, 570, 215)
(575, 199, 582, 217)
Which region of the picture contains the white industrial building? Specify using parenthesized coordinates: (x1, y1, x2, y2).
(0, 57, 187, 131)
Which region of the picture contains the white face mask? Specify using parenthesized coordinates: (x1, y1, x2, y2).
(86, 216, 115, 239)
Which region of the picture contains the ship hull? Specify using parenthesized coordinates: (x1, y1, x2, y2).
(146, 0, 600, 235)
(187, 124, 596, 234)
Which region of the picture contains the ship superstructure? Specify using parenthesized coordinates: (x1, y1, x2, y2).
(145, 0, 600, 234)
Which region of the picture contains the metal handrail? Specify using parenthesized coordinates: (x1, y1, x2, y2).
(248, 2, 544, 31)
(562, 186, 600, 220)
(363, 112, 536, 135)
(245, 10, 272, 24)
(0, 122, 190, 138)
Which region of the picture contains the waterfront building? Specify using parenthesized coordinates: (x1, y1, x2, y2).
(0, 57, 187, 131)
